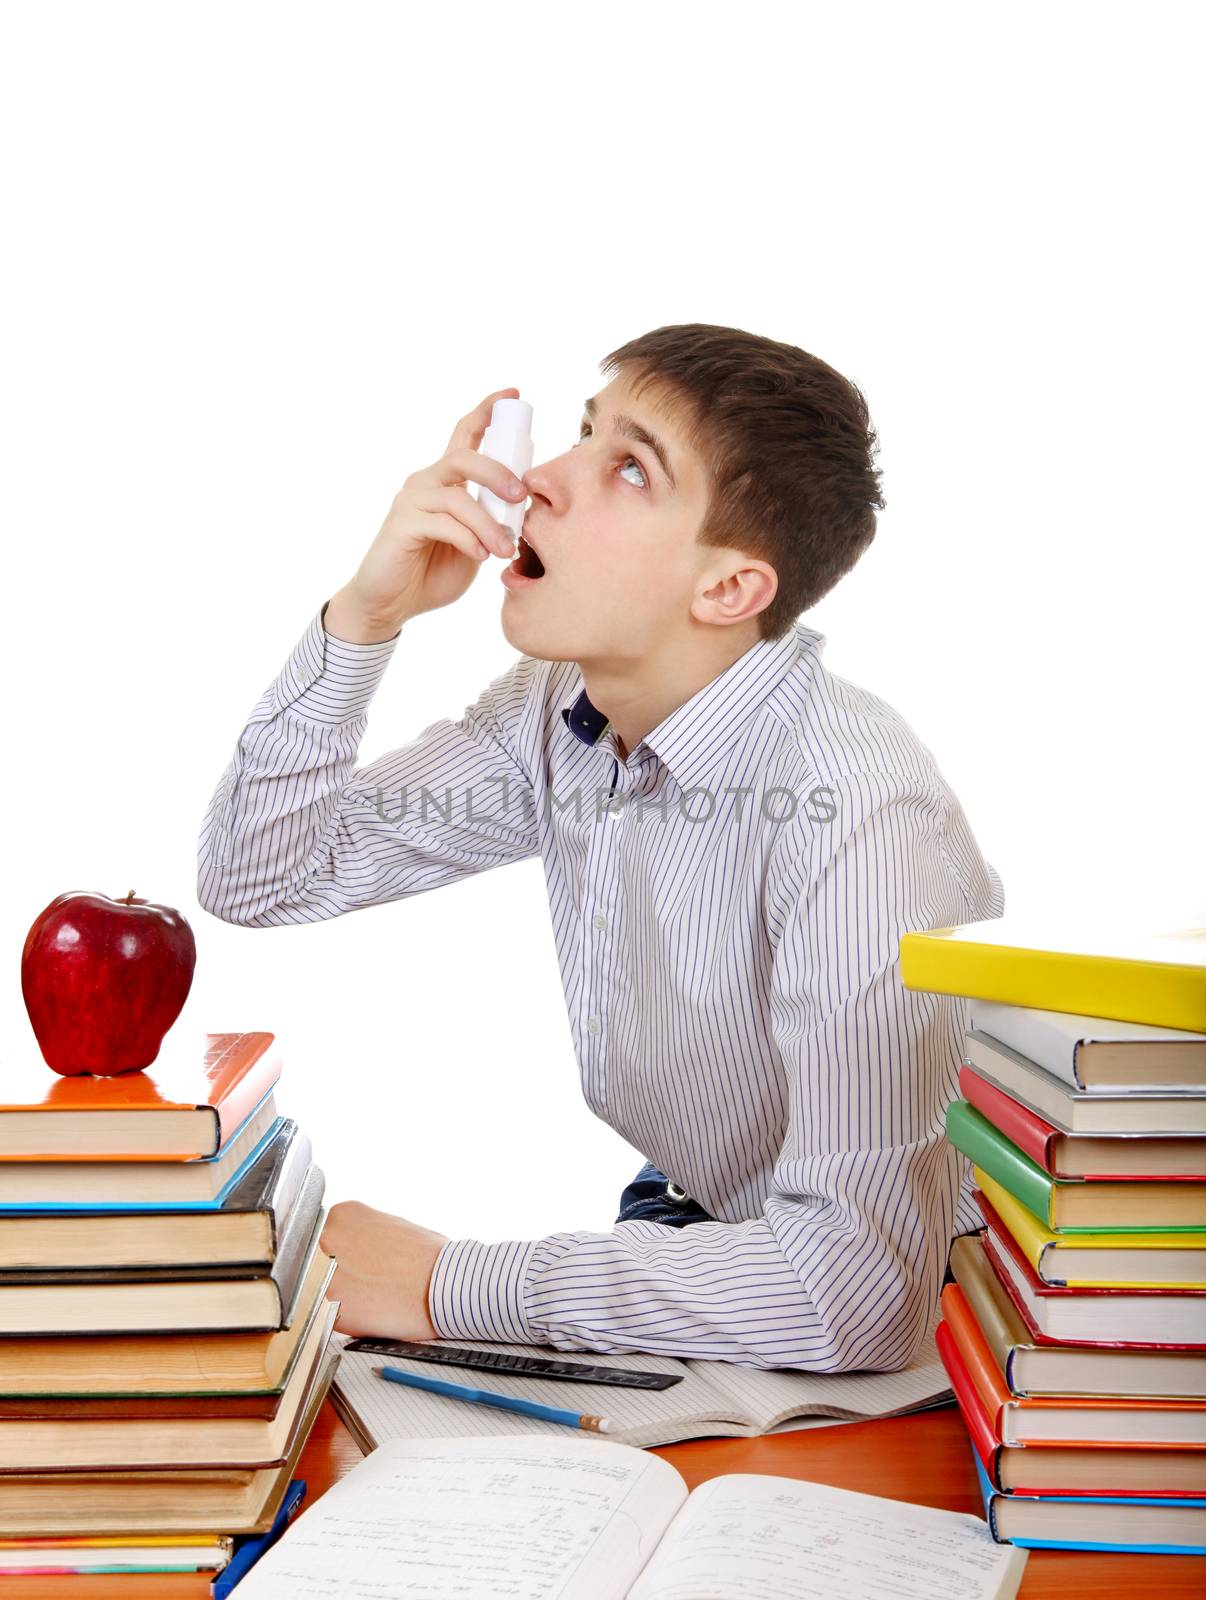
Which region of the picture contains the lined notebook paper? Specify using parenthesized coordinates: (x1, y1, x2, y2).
(235, 1436, 1026, 1600)
(331, 1326, 952, 1451)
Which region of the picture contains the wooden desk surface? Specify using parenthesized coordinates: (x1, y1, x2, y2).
(4, 1400, 1201, 1597)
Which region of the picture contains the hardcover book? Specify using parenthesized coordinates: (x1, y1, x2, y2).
(0, 1344, 339, 1537)
(0, 1033, 282, 1160)
(0, 1534, 233, 1576)
(967, 999, 1206, 1092)
(0, 1185, 326, 1336)
(0, 1097, 282, 1210)
(900, 917, 1206, 1032)
(971, 1447, 1206, 1554)
(973, 1167, 1206, 1286)
(0, 1300, 338, 1420)
(975, 1191, 1206, 1344)
(940, 1282, 1206, 1447)
(937, 1319, 1206, 1496)
(0, 1243, 334, 1397)
(957, 1064, 1206, 1178)
(946, 1101, 1206, 1229)
(947, 1232, 1206, 1393)
(963, 1030, 1206, 1135)
(0, 1291, 335, 1472)
(0, 1120, 314, 1270)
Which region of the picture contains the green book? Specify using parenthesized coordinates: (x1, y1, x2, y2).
(943, 1100, 1206, 1234)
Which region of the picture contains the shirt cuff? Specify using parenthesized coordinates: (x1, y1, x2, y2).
(427, 1236, 543, 1344)
(267, 601, 401, 725)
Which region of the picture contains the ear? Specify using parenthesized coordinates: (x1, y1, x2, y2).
(691, 558, 778, 628)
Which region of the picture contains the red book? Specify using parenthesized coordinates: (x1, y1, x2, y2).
(941, 1281, 1206, 1447)
(958, 1062, 1206, 1179)
(0, 1033, 281, 1161)
(975, 1189, 1206, 1348)
(936, 1318, 1206, 1497)
(960, 1062, 1060, 1169)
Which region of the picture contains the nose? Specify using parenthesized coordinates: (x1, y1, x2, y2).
(519, 458, 559, 513)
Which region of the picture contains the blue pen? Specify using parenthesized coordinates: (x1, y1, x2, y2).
(377, 1364, 614, 1433)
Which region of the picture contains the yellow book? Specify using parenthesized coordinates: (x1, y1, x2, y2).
(974, 1166, 1206, 1289)
(900, 917, 1206, 1031)
(0, 1536, 225, 1550)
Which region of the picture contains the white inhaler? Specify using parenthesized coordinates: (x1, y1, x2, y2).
(475, 398, 534, 539)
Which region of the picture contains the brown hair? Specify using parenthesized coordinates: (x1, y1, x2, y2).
(599, 323, 885, 641)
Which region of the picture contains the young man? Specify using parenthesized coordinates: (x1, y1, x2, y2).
(197, 322, 1003, 1373)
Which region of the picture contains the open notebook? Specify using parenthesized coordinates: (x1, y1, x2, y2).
(234, 1435, 1027, 1600)
(330, 1326, 952, 1451)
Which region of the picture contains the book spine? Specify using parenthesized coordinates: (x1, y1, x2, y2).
(978, 1227, 1055, 1335)
(212, 1042, 283, 1152)
(939, 1284, 1010, 1431)
(948, 1235, 1024, 1374)
(969, 1449, 1008, 1543)
(959, 1064, 1056, 1170)
(947, 1102, 1055, 1227)
(1005, 1536, 1206, 1555)
(270, 1171, 325, 1329)
(973, 1447, 1206, 1553)
(935, 1319, 1002, 1487)
(266, 1130, 312, 1256)
(973, 1178, 1059, 1280)
(968, 1000, 1083, 1090)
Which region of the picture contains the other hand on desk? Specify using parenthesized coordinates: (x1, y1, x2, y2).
(319, 1200, 449, 1341)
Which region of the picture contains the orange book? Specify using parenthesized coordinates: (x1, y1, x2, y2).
(941, 1282, 1206, 1450)
(0, 1033, 281, 1161)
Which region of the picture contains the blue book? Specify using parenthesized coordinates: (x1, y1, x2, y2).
(212, 1479, 307, 1597)
(972, 1442, 1206, 1554)
(0, 1091, 283, 1212)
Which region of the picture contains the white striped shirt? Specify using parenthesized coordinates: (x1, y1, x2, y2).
(198, 601, 1004, 1372)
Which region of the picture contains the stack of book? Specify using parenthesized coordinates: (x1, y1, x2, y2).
(0, 1031, 338, 1580)
(901, 918, 1206, 1557)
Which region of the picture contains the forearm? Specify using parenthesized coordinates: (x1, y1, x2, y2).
(428, 1139, 959, 1372)
(197, 600, 542, 926)
(428, 1220, 817, 1366)
(197, 601, 400, 925)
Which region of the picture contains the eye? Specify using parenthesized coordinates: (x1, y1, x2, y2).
(575, 423, 648, 489)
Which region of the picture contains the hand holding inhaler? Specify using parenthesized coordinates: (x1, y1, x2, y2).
(323, 390, 533, 643)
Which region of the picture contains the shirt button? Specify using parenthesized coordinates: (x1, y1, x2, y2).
(586, 1016, 600, 1035)
(593, 913, 607, 931)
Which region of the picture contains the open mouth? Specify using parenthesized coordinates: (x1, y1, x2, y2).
(512, 533, 546, 580)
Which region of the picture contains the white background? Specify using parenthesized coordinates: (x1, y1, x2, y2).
(1, 3, 1202, 1244)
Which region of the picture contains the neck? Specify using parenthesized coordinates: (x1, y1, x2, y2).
(582, 622, 764, 762)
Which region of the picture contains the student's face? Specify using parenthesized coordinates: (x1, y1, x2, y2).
(499, 372, 737, 666)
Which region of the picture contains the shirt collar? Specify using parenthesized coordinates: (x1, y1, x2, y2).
(559, 623, 824, 794)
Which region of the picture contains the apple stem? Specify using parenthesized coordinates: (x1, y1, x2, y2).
(123, 889, 137, 903)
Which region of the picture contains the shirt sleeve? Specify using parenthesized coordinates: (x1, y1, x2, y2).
(428, 767, 994, 1372)
(197, 602, 541, 926)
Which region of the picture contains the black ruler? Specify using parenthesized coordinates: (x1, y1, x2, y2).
(341, 1337, 683, 1390)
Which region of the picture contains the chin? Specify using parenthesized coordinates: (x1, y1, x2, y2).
(500, 604, 580, 664)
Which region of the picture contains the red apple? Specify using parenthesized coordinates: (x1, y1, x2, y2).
(21, 890, 197, 1076)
